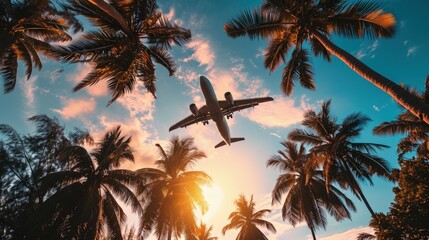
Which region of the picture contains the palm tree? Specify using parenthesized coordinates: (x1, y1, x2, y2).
(0, 0, 75, 93)
(193, 222, 218, 240)
(136, 136, 211, 240)
(0, 115, 92, 239)
(57, 0, 191, 105)
(267, 140, 355, 240)
(288, 100, 390, 217)
(222, 194, 276, 240)
(224, 0, 429, 124)
(374, 76, 429, 158)
(32, 126, 142, 240)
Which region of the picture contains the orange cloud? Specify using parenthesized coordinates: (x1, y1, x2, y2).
(53, 98, 96, 120)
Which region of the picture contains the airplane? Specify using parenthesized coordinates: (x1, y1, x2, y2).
(169, 76, 274, 148)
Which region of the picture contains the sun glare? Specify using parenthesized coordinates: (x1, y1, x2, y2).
(197, 184, 223, 222)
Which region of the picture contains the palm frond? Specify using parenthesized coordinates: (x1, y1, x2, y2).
(224, 9, 284, 39)
(1, 49, 18, 93)
(328, 0, 395, 39)
(148, 45, 175, 76)
(264, 30, 292, 71)
(281, 48, 314, 96)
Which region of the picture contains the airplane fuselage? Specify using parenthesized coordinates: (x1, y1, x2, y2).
(200, 76, 231, 145)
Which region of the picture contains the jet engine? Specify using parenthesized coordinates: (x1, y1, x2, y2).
(224, 92, 234, 105)
(189, 103, 199, 116)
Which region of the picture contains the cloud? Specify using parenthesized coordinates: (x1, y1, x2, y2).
(372, 105, 380, 111)
(356, 40, 378, 59)
(403, 40, 408, 46)
(407, 46, 418, 57)
(117, 85, 156, 122)
(20, 76, 38, 118)
(243, 97, 305, 128)
(163, 7, 175, 20)
(318, 226, 375, 240)
(270, 133, 282, 139)
(182, 35, 216, 71)
(67, 63, 109, 97)
(53, 97, 96, 120)
(256, 47, 265, 58)
(249, 59, 259, 69)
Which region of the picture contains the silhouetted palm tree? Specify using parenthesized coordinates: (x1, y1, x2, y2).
(374, 77, 429, 158)
(193, 222, 218, 240)
(136, 136, 210, 240)
(222, 194, 276, 240)
(288, 100, 389, 216)
(267, 140, 355, 240)
(34, 126, 142, 240)
(0, 0, 77, 93)
(224, 0, 429, 124)
(58, 0, 191, 105)
(0, 115, 92, 239)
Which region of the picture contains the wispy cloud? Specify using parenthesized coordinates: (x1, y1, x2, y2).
(256, 47, 265, 58)
(407, 46, 418, 57)
(53, 97, 96, 120)
(182, 35, 216, 71)
(318, 226, 375, 240)
(270, 132, 282, 139)
(20, 76, 37, 118)
(356, 40, 379, 59)
(164, 7, 175, 20)
(372, 105, 380, 111)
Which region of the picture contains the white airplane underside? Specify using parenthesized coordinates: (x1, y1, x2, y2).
(169, 76, 274, 148)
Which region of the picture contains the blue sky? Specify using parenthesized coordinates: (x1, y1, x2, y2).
(1, 0, 429, 239)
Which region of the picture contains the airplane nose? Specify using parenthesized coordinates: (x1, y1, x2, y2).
(200, 76, 209, 88)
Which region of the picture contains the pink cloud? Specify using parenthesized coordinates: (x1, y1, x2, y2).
(117, 86, 155, 122)
(53, 97, 96, 120)
(243, 97, 305, 128)
(318, 226, 375, 240)
(67, 63, 109, 97)
(182, 35, 215, 70)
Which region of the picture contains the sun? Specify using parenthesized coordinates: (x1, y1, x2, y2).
(197, 184, 223, 222)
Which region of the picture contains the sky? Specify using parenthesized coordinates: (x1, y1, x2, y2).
(1, 0, 429, 239)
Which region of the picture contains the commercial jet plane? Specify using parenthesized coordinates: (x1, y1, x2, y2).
(169, 76, 273, 148)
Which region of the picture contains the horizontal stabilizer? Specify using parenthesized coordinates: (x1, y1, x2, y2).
(214, 137, 245, 148)
(231, 137, 245, 143)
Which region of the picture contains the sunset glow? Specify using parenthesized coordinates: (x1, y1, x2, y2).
(1, 0, 429, 239)
(198, 184, 224, 222)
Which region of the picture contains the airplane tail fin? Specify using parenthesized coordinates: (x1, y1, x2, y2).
(214, 137, 245, 148)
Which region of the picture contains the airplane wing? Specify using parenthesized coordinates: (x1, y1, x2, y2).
(169, 105, 211, 131)
(218, 97, 274, 115)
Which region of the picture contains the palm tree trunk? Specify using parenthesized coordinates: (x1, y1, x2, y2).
(310, 227, 317, 240)
(310, 29, 429, 125)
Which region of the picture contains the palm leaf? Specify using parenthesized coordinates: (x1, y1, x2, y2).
(224, 9, 284, 39)
(281, 48, 314, 96)
(328, 0, 395, 39)
(1, 49, 18, 93)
